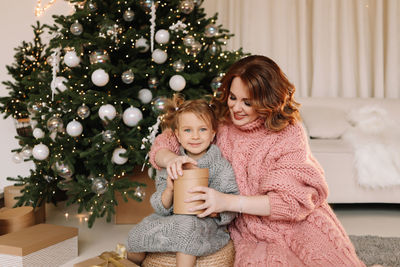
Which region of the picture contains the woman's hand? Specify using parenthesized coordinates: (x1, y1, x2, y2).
(185, 186, 228, 218)
(166, 155, 197, 179)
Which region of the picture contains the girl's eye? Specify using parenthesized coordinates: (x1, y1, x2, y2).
(184, 129, 191, 133)
(200, 128, 208, 132)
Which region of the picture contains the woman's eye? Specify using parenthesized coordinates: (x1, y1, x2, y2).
(229, 94, 236, 100)
(244, 101, 251, 106)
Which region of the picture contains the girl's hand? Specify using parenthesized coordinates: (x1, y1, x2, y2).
(166, 176, 174, 192)
(166, 155, 197, 179)
(185, 186, 227, 218)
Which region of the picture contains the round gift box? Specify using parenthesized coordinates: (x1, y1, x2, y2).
(173, 168, 209, 215)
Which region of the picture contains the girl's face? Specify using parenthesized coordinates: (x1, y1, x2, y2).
(227, 77, 259, 126)
(175, 112, 215, 160)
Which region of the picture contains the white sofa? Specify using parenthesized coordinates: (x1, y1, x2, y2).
(297, 97, 400, 204)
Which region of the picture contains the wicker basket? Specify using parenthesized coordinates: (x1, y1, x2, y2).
(142, 240, 235, 267)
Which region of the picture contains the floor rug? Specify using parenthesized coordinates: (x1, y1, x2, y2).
(350, 235, 400, 267)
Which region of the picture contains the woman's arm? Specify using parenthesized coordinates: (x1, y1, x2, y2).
(186, 187, 271, 217)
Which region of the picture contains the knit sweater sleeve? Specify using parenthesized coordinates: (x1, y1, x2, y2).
(261, 123, 329, 222)
(150, 169, 173, 216)
(149, 128, 180, 170)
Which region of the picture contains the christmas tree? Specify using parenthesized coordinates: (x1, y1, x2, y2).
(0, 0, 245, 227)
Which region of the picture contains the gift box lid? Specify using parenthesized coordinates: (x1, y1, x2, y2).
(0, 223, 78, 256)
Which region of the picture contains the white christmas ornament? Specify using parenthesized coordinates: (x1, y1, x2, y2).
(55, 76, 68, 92)
(152, 49, 168, 64)
(91, 68, 109, 86)
(98, 104, 117, 121)
(138, 89, 153, 104)
(123, 107, 143, 127)
(32, 143, 50, 160)
(135, 37, 150, 53)
(155, 29, 170, 44)
(63, 51, 80, 67)
(66, 120, 83, 137)
(112, 148, 128, 165)
(33, 128, 45, 139)
(169, 74, 186, 91)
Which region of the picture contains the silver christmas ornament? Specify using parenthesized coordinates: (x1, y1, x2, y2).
(204, 24, 218, 37)
(140, 0, 154, 12)
(148, 77, 159, 89)
(152, 97, 167, 113)
(134, 186, 145, 200)
(21, 146, 33, 158)
(86, 1, 97, 11)
(172, 59, 185, 72)
(52, 161, 74, 179)
(91, 177, 108, 194)
(179, 0, 195, 14)
(183, 35, 195, 46)
(27, 102, 43, 114)
(208, 42, 219, 55)
(89, 50, 110, 64)
(121, 69, 135, 84)
(123, 9, 135, 22)
(185, 41, 202, 56)
(43, 175, 55, 183)
(47, 116, 64, 132)
(102, 130, 115, 142)
(12, 153, 23, 164)
(211, 76, 223, 91)
(70, 21, 83, 36)
(77, 104, 90, 119)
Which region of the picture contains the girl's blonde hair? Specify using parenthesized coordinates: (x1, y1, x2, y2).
(161, 94, 218, 132)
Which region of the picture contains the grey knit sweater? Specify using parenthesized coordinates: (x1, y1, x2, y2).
(127, 144, 239, 256)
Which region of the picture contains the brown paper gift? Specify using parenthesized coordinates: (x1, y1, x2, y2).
(0, 207, 35, 235)
(0, 223, 78, 267)
(173, 168, 209, 215)
(74, 244, 139, 267)
(3, 185, 46, 224)
(115, 166, 156, 224)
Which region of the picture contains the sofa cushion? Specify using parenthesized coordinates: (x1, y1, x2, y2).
(300, 106, 349, 139)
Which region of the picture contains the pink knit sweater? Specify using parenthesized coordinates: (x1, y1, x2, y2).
(149, 118, 365, 267)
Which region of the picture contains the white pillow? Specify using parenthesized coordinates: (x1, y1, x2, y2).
(300, 106, 349, 139)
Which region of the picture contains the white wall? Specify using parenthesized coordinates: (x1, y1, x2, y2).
(0, 1, 73, 192)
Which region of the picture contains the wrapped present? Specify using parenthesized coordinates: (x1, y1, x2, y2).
(74, 244, 139, 267)
(115, 166, 156, 224)
(0, 207, 35, 235)
(3, 185, 46, 224)
(0, 223, 78, 267)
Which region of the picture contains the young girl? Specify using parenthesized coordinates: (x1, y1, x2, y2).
(126, 95, 239, 266)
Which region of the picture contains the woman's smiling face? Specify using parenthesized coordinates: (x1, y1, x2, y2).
(227, 77, 259, 126)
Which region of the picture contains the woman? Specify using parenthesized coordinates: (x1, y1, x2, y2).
(149, 55, 365, 266)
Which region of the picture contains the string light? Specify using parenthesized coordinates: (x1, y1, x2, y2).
(35, 0, 57, 17)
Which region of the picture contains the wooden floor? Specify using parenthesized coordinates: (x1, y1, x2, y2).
(40, 202, 400, 266)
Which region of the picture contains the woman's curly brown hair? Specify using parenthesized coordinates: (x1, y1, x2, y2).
(161, 94, 218, 132)
(212, 55, 301, 131)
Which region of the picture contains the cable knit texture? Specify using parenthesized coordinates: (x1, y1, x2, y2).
(127, 144, 239, 256)
(149, 119, 365, 266)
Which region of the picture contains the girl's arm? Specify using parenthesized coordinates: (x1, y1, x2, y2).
(161, 176, 174, 209)
(186, 187, 271, 217)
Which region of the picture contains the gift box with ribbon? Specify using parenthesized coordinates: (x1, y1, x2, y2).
(73, 244, 139, 267)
